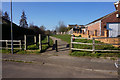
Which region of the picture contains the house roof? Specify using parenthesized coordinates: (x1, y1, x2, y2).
(68, 24, 78, 26)
(114, 1, 120, 5)
(85, 10, 118, 26)
(68, 24, 84, 27)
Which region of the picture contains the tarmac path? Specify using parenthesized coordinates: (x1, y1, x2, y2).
(2, 36, 118, 78)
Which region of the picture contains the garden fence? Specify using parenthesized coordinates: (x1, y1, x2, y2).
(0, 40, 22, 50)
(71, 37, 120, 53)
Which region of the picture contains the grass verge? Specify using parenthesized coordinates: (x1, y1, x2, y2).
(3, 59, 33, 63)
(52, 34, 120, 58)
(2, 36, 53, 54)
(52, 34, 71, 43)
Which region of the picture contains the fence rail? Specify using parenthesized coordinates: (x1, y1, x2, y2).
(0, 34, 50, 53)
(71, 37, 120, 53)
(0, 40, 22, 50)
(24, 34, 50, 52)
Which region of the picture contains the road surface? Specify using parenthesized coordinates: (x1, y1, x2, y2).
(2, 36, 118, 78)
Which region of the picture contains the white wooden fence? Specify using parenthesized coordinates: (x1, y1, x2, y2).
(24, 34, 50, 51)
(0, 34, 50, 52)
(71, 37, 120, 53)
(0, 40, 22, 50)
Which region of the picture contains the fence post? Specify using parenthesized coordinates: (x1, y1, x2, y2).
(55, 40, 58, 52)
(39, 34, 42, 52)
(47, 35, 50, 47)
(71, 36, 73, 52)
(20, 40, 22, 50)
(34, 36, 37, 45)
(24, 35, 27, 50)
(92, 38, 95, 53)
(6, 40, 8, 49)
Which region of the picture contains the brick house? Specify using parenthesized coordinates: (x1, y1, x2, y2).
(67, 24, 85, 34)
(73, 1, 120, 37)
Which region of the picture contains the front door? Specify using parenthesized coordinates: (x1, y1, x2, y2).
(107, 23, 120, 37)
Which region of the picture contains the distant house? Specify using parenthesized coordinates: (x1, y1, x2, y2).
(67, 24, 85, 34)
(72, 1, 120, 37)
(67, 24, 78, 28)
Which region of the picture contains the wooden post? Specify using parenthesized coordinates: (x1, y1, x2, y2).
(47, 35, 50, 47)
(55, 40, 58, 52)
(71, 36, 73, 52)
(92, 38, 95, 53)
(20, 40, 22, 50)
(24, 35, 27, 50)
(6, 40, 8, 49)
(71, 37, 73, 48)
(34, 36, 36, 45)
(39, 34, 42, 52)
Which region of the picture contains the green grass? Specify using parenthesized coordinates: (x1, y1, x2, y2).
(25, 36, 53, 52)
(2, 36, 53, 54)
(52, 34, 120, 58)
(73, 39, 120, 50)
(3, 59, 33, 63)
(41, 36, 53, 52)
(70, 51, 120, 58)
(72, 39, 120, 57)
(1, 49, 41, 54)
(52, 34, 71, 43)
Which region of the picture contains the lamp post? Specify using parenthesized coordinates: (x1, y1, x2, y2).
(11, 0, 13, 54)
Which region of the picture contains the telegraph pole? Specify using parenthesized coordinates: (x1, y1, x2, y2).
(11, 0, 13, 54)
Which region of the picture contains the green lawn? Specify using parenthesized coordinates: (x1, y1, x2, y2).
(52, 34, 71, 43)
(27, 36, 53, 51)
(52, 34, 120, 58)
(73, 39, 120, 50)
(2, 36, 53, 54)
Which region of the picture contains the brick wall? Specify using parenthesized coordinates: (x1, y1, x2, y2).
(87, 22, 101, 36)
(116, 2, 120, 11)
(73, 32, 120, 47)
(101, 11, 120, 36)
(96, 38, 120, 47)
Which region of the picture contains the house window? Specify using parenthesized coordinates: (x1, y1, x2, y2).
(116, 14, 120, 18)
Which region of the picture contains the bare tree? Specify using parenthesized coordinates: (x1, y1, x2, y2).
(40, 25, 46, 31)
(58, 21, 67, 32)
(29, 22, 34, 28)
(55, 25, 59, 32)
(45, 30, 51, 35)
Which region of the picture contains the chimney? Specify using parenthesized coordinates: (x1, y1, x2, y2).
(114, 1, 120, 11)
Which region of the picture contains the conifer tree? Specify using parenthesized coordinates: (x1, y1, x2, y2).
(3, 11, 10, 20)
(19, 11, 28, 28)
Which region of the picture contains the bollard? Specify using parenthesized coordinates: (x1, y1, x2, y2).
(47, 35, 50, 47)
(92, 38, 95, 53)
(39, 34, 42, 53)
(55, 40, 58, 52)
